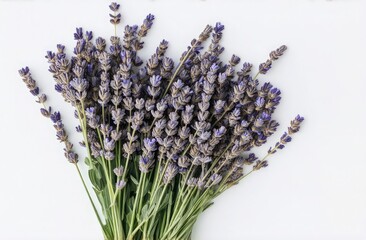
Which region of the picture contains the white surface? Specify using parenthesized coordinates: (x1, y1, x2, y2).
(0, 0, 365, 239)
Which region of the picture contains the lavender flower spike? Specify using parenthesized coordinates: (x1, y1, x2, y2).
(109, 2, 121, 25)
(19, 67, 78, 164)
(259, 45, 288, 74)
(109, 2, 120, 12)
(268, 115, 304, 154)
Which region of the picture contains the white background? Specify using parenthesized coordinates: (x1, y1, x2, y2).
(0, 0, 365, 239)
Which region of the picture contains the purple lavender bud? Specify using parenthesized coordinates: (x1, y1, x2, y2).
(268, 88, 281, 99)
(91, 145, 101, 158)
(288, 115, 304, 134)
(75, 126, 82, 132)
(98, 88, 111, 106)
(254, 97, 265, 109)
(100, 124, 113, 137)
(210, 63, 219, 73)
(110, 13, 121, 25)
(65, 151, 78, 164)
(109, 2, 120, 11)
(241, 130, 252, 144)
(50, 111, 61, 123)
(73, 39, 86, 55)
(193, 156, 211, 165)
(113, 166, 124, 177)
(109, 44, 121, 55)
(264, 120, 279, 137)
(104, 138, 115, 151)
(178, 156, 190, 168)
(187, 177, 198, 187)
(53, 121, 64, 131)
(270, 45, 287, 60)
(259, 60, 272, 74)
(214, 126, 226, 138)
(266, 96, 281, 110)
(56, 44, 65, 53)
(280, 132, 292, 144)
(254, 118, 265, 128)
(45, 51, 55, 62)
(214, 22, 225, 33)
(121, 79, 132, 90)
(139, 156, 153, 173)
(240, 62, 252, 76)
(74, 27, 83, 40)
(134, 56, 143, 66)
(198, 25, 213, 43)
(197, 178, 206, 190)
(111, 130, 122, 141)
(209, 173, 222, 186)
(198, 131, 211, 144)
(253, 160, 268, 170)
(144, 14, 155, 28)
(240, 120, 249, 128)
(116, 180, 126, 190)
(245, 153, 257, 165)
(232, 157, 244, 168)
(229, 54, 241, 66)
(18, 66, 30, 76)
(104, 151, 115, 161)
(163, 163, 178, 184)
(173, 79, 184, 89)
(260, 82, 273, 95)
(55, 84, 63, 93)
(277, 144, 285, 150)
(56, 129, 68, 142)
(111, 108, 125, 125)
(36, 94, 47, 104)
(296, 115, 304, 122)
(217, 73, 227, 85)
(150, 75, 161, 87)
(85, 107, 96, 119)
(70, 78, 89, 92)
(96, 37, 106, 51)
(143, 138, 157, 152)
(86, 31, 93, 41)
(201, 157, 212, 164)
(261, 112, 271, 121)
(30, 87, 39, 96)
(156, 40, 169, 56)
(138, 14, 155, 38)
(40, 107, 51, 118)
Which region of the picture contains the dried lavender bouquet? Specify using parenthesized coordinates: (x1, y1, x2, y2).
(19, 2, 303, 240)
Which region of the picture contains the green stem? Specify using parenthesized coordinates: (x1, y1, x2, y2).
(146, 184, 168, 236)
(127, 172, 146, 237)
(122, 129, 136, 181)
(161, 188, 196, 239)
(148, 157, 170, 204)
(167, 188, 210, 239)
(75, 164, 104, 229)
